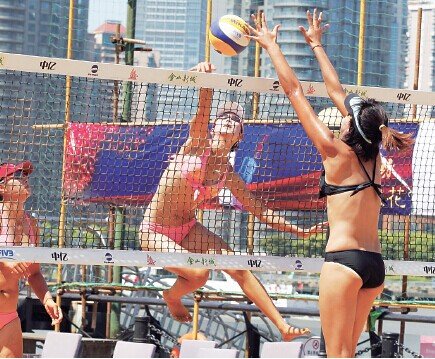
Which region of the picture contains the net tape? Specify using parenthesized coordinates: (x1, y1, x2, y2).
(1, 52, 434, 105)
(0, 247, 434, 276)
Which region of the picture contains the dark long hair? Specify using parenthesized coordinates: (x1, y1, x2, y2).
(343, 98, 414, 161)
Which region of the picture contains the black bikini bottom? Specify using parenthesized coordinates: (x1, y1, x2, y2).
(324, 249, 385, 288)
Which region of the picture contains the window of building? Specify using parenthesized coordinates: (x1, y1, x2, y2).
(41, 1, 51, 13)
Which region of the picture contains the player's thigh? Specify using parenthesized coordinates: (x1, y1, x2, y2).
(319, 262, 362, 353)
(0, 317, 23, 358)
(181, 222, 233, 254)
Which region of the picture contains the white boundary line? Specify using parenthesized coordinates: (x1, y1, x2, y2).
(1, 52, 434, 105)
(0, 247, 433, 277)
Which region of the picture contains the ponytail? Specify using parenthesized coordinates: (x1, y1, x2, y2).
(380, 125, 414, 152)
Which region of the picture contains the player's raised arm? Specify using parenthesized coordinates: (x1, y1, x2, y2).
(299, 9, 347, 116)
(247, 12, 336, 159)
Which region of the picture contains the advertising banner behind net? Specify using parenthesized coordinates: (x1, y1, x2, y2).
(64, 122, 420, 215)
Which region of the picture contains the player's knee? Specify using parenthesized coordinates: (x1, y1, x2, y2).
(225, 269, 249, 282)
(327, 343, 354, 358)
(190, 270, 209, 285)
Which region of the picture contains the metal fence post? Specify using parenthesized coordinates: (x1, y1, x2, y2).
(318, 329, 327, 357)
(381, 332, 399, 358)
(133, 316, 151, 343)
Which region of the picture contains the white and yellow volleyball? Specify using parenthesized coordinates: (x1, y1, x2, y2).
(209, 15, 250, 56)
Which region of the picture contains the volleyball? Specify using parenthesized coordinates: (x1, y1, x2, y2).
(209, 15, 250, 56)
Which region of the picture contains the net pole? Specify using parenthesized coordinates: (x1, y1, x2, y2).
(400, 7, 423, 352)
(113, 23, 121, 121)
(205, 0, 212, 63)
(110, 0, 137, 337)
(110, 207, 125, 338)
(55, 0, 74, 332)
(357, 0, 366, 86)
(247, 10, 263, 257)
(193, 293, 203, 340)
(251, 10, 262, 122)
(81, 267, 87, 330)
(244, 10, 264, 358)
(106, 24, 122, 338)
(121, 0, 136, 121)
(192, 0, 213, 340)
(105, 206, 116, 338)
(411, 8, 423, 120)
(197, 0, 212, 227)
(107, 25, 122, 338)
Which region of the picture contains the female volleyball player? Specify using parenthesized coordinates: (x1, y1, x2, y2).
(248, 11, 413, 356)
(140, 62, 327, 340)
(0, 161, 62, 357)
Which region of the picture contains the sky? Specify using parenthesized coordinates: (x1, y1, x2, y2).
(87, 0, 127, 32)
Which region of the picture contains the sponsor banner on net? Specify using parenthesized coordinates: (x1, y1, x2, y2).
(0, 248, 16, 261)
(2, 52, 434, 105)
(1, 247, 434, 276)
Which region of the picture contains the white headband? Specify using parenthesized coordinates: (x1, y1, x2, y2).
(347, 95, 372, 144)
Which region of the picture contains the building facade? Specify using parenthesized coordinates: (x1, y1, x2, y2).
(0, 0, 89, 213)
(326, 0, 408, 88)
(135, 0, 208, 70)
(406, 0, 435, 92)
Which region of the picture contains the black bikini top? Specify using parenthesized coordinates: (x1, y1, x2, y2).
(319, 155, 387, 204)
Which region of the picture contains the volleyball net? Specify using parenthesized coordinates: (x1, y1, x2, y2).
(0, 52, 434, 276)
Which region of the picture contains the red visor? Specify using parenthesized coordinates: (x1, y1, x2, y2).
(0, 161, 33, 179)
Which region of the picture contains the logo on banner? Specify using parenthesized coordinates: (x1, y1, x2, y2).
(386, 264, 395, 274)
(306, 84, 316, 95)
(0, 56, 4, 66)
(104, 252, 114, 264)
(228, 77, 243, 87)
(147, 254, 156, 265)
(270, 80, 280, 91)
(423, 266, 435, 275)
(168, 72, 197, 84)
(294, 259, 304, 270)
(187, 256, 217, 266)
(129, 68, 138, 80)
(303, 337, 321, 357)
(344, 87, 367, 98)
(247, 259, 262, 268)
(0, 249, 15, 260)
(51, 251, 68, 262)
(40, 60, 56, 70)
(397, 92, 411, 102)
(89, 64, 99, 77)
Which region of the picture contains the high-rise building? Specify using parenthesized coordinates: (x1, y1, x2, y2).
(406, 0, 435, 92)
(135, 0, 208, 70)
(220, 1, 328, 119)
(86, 21, 127, 123)
(133, 1, 208, 121)
(326, 0, 408, 88)
(220, 0, 408, 89)
(132, 50, 161, 122)
(0, 0, 89, 212)
(0, 1, 25, 54)
(209, 1, 227, 71)
(24, 0, 89, 59)
(221, 0, 327, 81)
(91, 20, 126, 64)
(0, 0, 89, 58)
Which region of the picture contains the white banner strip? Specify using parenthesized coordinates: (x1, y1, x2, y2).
(0, 52, 434, 105)
(0, 247, 433, 277)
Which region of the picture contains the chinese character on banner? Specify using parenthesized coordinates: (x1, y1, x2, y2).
(386, 186, 406, 209)
(380, 122, 416, 216)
